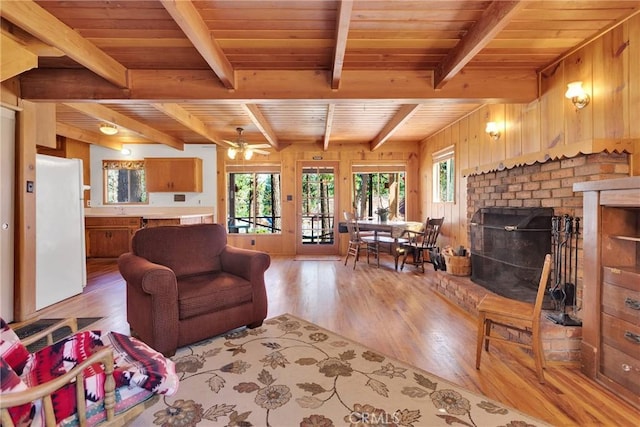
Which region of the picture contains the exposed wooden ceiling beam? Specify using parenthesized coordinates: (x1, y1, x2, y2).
(331, 0, 353, 90)
(159, 0, 235, 90)
(55, 122, 123, 151)
(434, 0, 528, 89)
(370, 104, 421, 151)
(324, 104, 336, 151)
(63, 103, 184, 150)
(1, 23, 65, 57)
(243, 104, 280, 150)
(0, 0, 128, 88)
(1, 33, 38, 82)
(151, 103, 223, 145)
(21, 69, 538, 103)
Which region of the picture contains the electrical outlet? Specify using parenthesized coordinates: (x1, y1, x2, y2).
(251, 239, 256, 246)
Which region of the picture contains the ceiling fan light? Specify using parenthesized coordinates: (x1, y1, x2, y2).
(227, 147, 237, 160)
(99, 123, 118, 135)
(243, 148, 254, 160)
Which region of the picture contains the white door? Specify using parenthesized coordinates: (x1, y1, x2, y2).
(1, 107, 16, 321)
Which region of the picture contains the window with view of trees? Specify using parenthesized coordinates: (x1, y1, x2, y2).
(103, 160, 147, 204)
(228, 170, 281, 234)
(352, 167, 406, 220)
(432, 145, 455, 203)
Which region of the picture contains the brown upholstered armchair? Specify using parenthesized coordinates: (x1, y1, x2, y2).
(118, 223, 270, 356)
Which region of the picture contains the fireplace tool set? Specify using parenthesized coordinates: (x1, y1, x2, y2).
(547, 214, 582, 326)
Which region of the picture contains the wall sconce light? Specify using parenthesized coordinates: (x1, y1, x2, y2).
(485, 122, 500, 140)
(565, 81, 590, 110)
(99, 123, 118, 135)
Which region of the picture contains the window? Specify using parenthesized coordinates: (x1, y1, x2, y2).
(227, 166, 281, 234)
(432, 145, 455, 203)
(103, 160, 147, 204)
(352, 165, 406, 220)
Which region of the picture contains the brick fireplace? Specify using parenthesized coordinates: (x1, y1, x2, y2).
(424, 152, 629, 363)
(466, 151, 630, 315)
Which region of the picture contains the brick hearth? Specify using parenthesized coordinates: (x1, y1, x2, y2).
(423, 269, 582, 364)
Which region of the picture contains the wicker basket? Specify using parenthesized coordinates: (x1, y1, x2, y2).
(443, 254, 471, 276)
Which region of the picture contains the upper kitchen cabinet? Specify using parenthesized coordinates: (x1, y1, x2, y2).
(145, 157, 203, 192)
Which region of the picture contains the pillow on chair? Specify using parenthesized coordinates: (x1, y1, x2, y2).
(0, 318, 30, 375)
(0, 356, 33, 427)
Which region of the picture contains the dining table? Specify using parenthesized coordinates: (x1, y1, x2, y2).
(356, 218, 424, 270)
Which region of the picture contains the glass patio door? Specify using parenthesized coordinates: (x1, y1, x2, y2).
(296, 162, 339, 255)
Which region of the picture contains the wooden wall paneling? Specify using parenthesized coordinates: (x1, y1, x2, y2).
(592, 26, 626, 140)
(630, 17, 640, 175)
(563, 44, 594, 144)
(521, 99, 541, 155)
(630, 16, 640, 141)
(1, 79, 20, 108)
(35, 103, 56, 149)
(540, 61, 565, 150)
(419, 137, 432, 219)
(15, 100, 37, 320)
(475, 106, 491, 167)
(461, 113, 480, 174)
(281, 150, 297, 254)
(487, 104, 506, 164)
(467, 109, 482, 170)
(406, 149, 420, 222)
(64, 138, 91, 207)
(505, 104, 523, 160)
(448, 120, 462, 248)
(457, 115, 470, 248)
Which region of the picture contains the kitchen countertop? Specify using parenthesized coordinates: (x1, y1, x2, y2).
(143, 213, 213, 220)
(85, 213, 213, 219)
(84, 207, 214, 220)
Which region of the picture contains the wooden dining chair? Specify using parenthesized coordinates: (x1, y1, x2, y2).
(399, 217, 444, 272)
(343, 211, 376, 269)
(475, 253, 552, 383)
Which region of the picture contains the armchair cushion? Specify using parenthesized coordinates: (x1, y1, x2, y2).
(178, 272, 253, 319)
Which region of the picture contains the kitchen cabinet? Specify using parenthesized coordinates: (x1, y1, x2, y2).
(85, 216, 142, 258)
(144, 214, 214, 228)
(574, 176, 640, 409)
(145, 157, 203, 192)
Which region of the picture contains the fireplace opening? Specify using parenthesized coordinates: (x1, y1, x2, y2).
(470, 207, 553, 304)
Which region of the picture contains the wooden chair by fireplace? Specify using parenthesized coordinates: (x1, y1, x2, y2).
(475, 253, 552, 383)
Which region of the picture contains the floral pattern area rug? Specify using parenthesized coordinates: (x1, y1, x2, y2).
(132, 314, 549, 427)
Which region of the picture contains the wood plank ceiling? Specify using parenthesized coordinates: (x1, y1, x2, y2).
(2, 0, 639, 153)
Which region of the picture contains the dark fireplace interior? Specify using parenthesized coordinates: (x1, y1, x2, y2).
(470, 207, 553, 305)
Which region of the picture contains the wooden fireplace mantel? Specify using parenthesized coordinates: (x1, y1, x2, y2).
(462, 138, 636, 177)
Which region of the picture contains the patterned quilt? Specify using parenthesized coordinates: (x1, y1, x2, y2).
(0, 318, 178, 427)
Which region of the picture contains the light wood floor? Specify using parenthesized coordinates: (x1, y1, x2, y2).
(26, 256, 640, 426)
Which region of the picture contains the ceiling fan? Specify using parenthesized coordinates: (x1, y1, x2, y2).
(223, 127, 270, 160)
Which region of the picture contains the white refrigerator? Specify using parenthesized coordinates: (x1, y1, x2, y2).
(36, 154, 87, 310)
